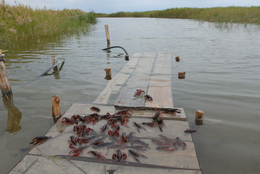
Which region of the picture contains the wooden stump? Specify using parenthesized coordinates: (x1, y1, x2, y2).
(104, 25, 110, 47)
(52, 95, 61, 123)
(178, 72, 186, 79)
(195, 110, 204, 125)
(175, 56, 180, 62)
(104, 68, 111, 80)
(0, 52, 12, 95)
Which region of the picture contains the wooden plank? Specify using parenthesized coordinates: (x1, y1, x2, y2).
(49, 104, 187, 134)
(10, 104, 198, 173)
(10, 155, 201, 174)
(93, 56, 140, 104)
(28, 117, 197, 168)
(145, 53, 173, 108)
(115, 53, 156, 108)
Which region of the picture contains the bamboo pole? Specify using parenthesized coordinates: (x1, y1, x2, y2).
(52, 95, 61, 123)
(104, 25, 110, 47)
(195, 110, 204, 125)
(0, 51, 12, 95)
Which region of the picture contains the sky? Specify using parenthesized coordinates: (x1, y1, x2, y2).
(4, 0, 260, 14)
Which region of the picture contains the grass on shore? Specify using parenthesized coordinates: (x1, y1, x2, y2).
(0, 0, 96, 48)
(98, 6, 260, 25)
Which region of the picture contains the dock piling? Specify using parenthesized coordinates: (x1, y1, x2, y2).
(105, 25, 110, 47)
(0, 51, 12, 95)
(178, 72, 186, 79)
(175, 56, 180, 62)
(195, 110, 204, 125)
(104, 68, 111, 80)
(52, 95, 61, 123)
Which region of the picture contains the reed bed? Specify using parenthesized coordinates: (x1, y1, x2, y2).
(0, 0, 96, 48)
(98, 6, 260, 25)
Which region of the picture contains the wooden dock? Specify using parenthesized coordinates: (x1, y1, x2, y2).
(9, 53, 201, 174)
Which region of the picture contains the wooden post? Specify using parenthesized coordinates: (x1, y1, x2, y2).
(52, 95, 61, 123)
(195, 110, 204, 125)
(175, 56, 180, 62)
(104, 25, 110, 47)
(0, 51, 12, 95)
(178, 72, 186, 79)
(104, 68, 111, 80)
(52, 55, 58, 71)
(52, 55, 60, 79)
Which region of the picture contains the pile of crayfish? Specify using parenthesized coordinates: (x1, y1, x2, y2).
(31, 105, 188, 164)
(61, 107, 151, 161)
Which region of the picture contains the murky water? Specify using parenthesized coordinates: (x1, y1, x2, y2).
(0, 18, 260, 174)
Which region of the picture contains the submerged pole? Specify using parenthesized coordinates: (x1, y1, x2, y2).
(0, 51, 12, 95)
(105, 25, 111, 47)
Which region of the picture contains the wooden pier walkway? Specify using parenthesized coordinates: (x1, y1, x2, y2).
(9, 53, 201, 174)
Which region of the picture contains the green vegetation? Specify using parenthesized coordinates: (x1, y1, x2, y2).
(0, 0, 96, 48)
(98, 6, 260, 25)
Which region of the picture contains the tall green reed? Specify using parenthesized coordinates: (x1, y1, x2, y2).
(98, 6, 260, 25)
(0, 0, 96, 49)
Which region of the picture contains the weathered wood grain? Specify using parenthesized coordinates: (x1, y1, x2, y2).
(10, 154, 201, 174)
(93, 56, 140, 104)
(145, 52, 173, 108)
(26, 117, 197, 170)
(115, 53, 156, 108)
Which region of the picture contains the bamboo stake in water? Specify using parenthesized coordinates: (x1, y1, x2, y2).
(105, 25, 110, 47)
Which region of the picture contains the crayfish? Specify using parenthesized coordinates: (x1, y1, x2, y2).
(120, 132, 129, 143)
(108, 124, 120, 137)
(134, 89, 146, 97)
(128, 149, 147, 163)
(163, 108, 181, 114)
(133, 122, 146, 133)
(144, 94, 153, 101)
(90, 106, 100, 112)
(62, 117, 75, 125)
(68, 145, 89, 157)
(173, 137, 186, 150)
(87, 151, 107, 161)
(30, 136, 51, 145)
(112, 149, 127, 162)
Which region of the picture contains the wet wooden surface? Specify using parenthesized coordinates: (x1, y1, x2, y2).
(10, 53, 200, 174)
(94, 52, 174, 108)
(93, 53, 141, 105)
(10, 104, 200, 174)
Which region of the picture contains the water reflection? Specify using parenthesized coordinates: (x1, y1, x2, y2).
(3, 93, 22, 133)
